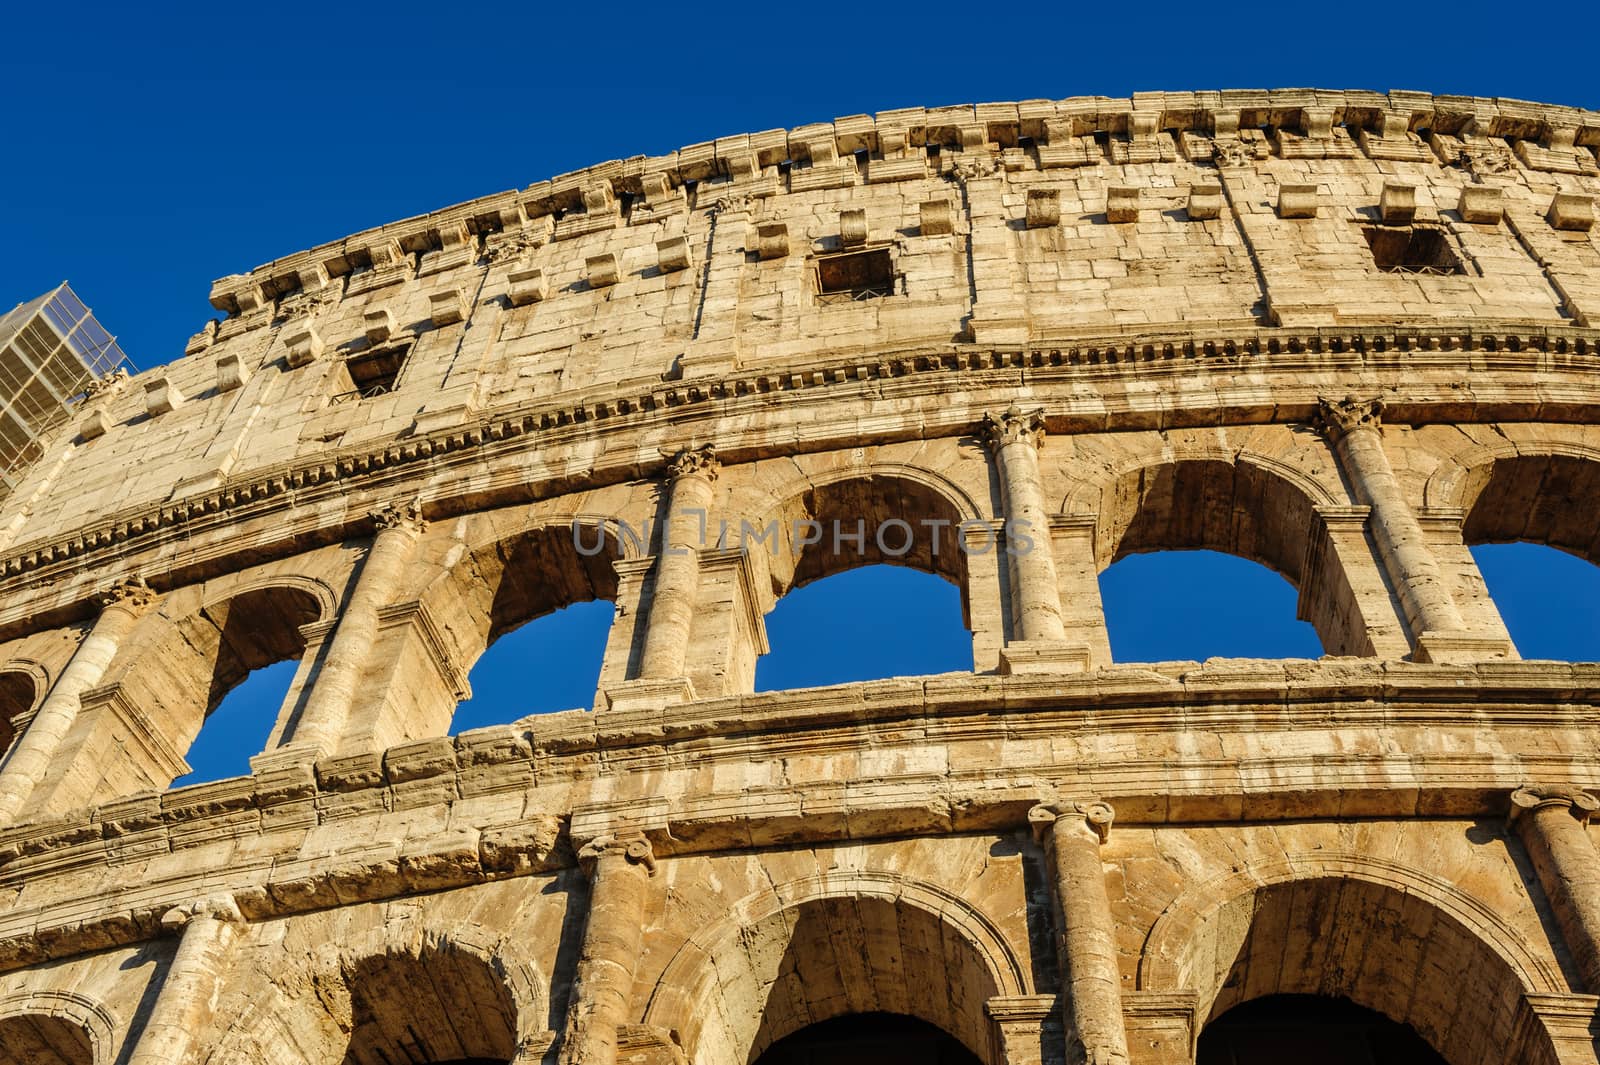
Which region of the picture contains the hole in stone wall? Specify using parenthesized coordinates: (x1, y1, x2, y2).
(0, 670, 37, 755)
(340, 342, 410, 400)
(1471, 542, 1600, 661)
(173, 658, 298, 786)
(450, 599, 615, 732)
(1198, 994, 1449, 1065)
(1100, 550, 1322, 662)
(756, 564, 971, 690)
(815, 248, 896, 304)
(1361, 224, 1464, 274)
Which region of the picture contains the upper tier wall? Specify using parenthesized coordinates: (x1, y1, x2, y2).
(1, 88, 1598, 604)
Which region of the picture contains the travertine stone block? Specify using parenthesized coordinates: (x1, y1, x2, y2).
(1549, 192, 1596, 232)
(78, 409, 111, 440)
(1277, 183, 1319, 218)
(1106, 186, 1140, 223)
(656, 237, 692, 274)
(1458, 185, 1504, 224)
(283, 326, 323, 367)
(143, 377, 185, 416)
(840, 209, 868, 247)
(1379, 182, 1417, 225)
(363, 307, 396, 343)
(216, 352, 250, 392)
(1025, 188, 1060, 229)
(755, 221, 789, 260)
(1186, 183, 1223, 220)
(919, 198, 953, 235)
(506, 265, 547, 305)
(429, 288, 469, 325)
(586, 253, 621, 288)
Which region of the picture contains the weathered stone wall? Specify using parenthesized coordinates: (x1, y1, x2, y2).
(0, 88, 1596, 1063)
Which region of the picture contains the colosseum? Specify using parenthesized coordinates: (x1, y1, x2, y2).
(0, 86, 1597, 1065)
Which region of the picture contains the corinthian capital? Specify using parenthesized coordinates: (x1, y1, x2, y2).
(1314, 395, 1384, 441)
(1028, 800, 1115, 844)
(577, 832, 657, 876)
(371, 497, 426, 533)
(980, 403, 1046, 452)
(101, 575, 156, 613)
(665, 444, 719, 482)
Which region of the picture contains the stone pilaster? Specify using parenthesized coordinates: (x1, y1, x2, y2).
(281, 499, 425, 757)
(559, 833, 657, 1065)
(125, 894, 244, 1065)
(982, 405, 1085, 675)
(1315, 397, 1497, 663)
(1030, 801, 1130, 1065)
(0, 576, 155, 822)
(632, 446, 718, 694)
(1511, 787, 1600, 993)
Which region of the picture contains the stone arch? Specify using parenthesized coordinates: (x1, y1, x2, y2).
(752, 463, 983, 598)
(1061, 447, 1375, 655)
(0, 989, 118, 1065)
(1139, 853, 1562, 1065)
(0, 660, 47, 754)
(1424, 441, 1600, 564)
(642, 870, 1027, 1065)
(206, 916, 547, 1065)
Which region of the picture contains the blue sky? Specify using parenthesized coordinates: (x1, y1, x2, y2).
(5, 3, 1594, 785)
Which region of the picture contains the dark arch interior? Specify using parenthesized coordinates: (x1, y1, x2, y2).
(338, 946, 518, 1065)
(1460, 455, 1600, 564)
(0, 669, 38, 752)
(1198, 994, 1450, 1065)
(752, 1012, 981, 1065)
(0, 1013, 93, 1065)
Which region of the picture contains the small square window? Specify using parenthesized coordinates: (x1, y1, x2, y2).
(815, 248, 896, 305)
(1362, 224, 1465, 275)
(343, 343, 409, 399)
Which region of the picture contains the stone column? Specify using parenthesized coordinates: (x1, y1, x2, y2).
(559, 833, 656, 1065)
(1029, 801, 1130, 1065)
(982, 405, 1084, 676)
(1511, 786, 1600, 993)
(285, 499, 424, 757)
(1315, 397, 1481, 662)
(0, 576, 155, 822)
(636, 446, 718, 687)
(125, 894, 244, 1065)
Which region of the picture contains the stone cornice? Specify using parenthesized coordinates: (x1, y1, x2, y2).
(207, 89, 1600, 315)
(7, 320, 1600, 629)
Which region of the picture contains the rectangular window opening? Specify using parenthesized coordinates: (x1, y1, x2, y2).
(1361, 224, 1465, 275)
(342, 343, 409, 400)
(815, 248, 897, 305)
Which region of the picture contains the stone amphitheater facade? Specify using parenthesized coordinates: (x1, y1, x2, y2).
(0, 87, 1599, 1064)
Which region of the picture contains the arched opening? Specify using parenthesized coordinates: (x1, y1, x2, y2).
(1090, 458, 1353, 658)
(450, 599, 615, 732)
(174, 658, 299, 785)
(1471, 543, 1600, 661)
(1199, 994, 1449, 1064)
(337, 943, 519, 1065)
(1453, 454, 1600, 662)
(646, 878, 1019, 1065)
(752, 1012, 981, 1065)
(0, 1012, 93, 1064)
(1160, 875, 1547, 1065)
(755, 473, 975, 689)
(755, 565, 972, 689)
(1100, 550, 1321, 661)
(0, 669, 39, 755)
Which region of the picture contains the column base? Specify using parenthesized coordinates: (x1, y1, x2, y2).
(998, 641, 1093, 676)
(248, 744, 321, 777)
(603, 677, 697, 712)
(1413, 630, 1515, 664)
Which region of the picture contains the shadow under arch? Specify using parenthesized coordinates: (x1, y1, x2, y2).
(1063, 449, 1376, 656)
(1139, 853, 1564, 1065)
(1425, 441, 1600, 565)
(0, 662, 45, 755)
(642, 870, 1027, 1065)
(204, 920, 547, 1065)
(0, 989, 117, 1065)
